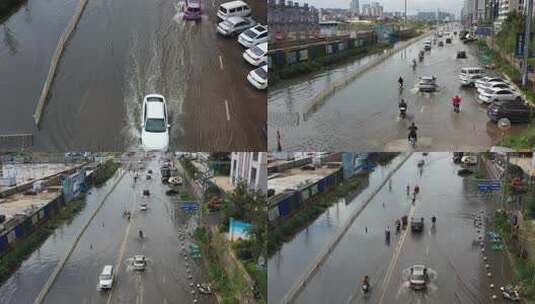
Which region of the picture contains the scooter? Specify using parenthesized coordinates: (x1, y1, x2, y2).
(361, 282, 370, 294)
(399, 105, 407, 119)
(409, 136, 417, 148)
(453, 103, 460, 113)
(501, 286, 520, 301)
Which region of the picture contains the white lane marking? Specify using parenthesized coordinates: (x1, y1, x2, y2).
(163, 298, 168, 304)
(163, 274, 166, 284)
(224, 100, 230, 121)
(219, 55, 224, 70)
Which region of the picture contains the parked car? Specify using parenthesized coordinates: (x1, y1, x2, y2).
(98, 265, 114, 290)
(238, 25, 268, 48)
(459, 67, 485, 86)
(478, 88, 521, 104)
(476, 82, 514, 95)
(409, 265, 428, 290)
(418, 76, 438, 92)
(461, 155, 478, 166)
(487, 101, 531, 124)
(133, 255, 147, 271)
(217, 0, 251, 20)
(475, 76, 509, 89)
(141, 94, 169, 151)
(247, 64, 267, 90)
(217, 16, 255, 36)
(243, 42, 267, 66)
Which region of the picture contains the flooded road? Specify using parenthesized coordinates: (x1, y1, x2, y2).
(0, 154, 214, 303)
(268, 33, 529, 151)
(0, 0, 266, 151)
(0, 165, 123, 304)
(268, 153, 515, 304)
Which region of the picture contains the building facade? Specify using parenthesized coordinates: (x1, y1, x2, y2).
(268, 0, 320, 40)
(495, 0, 524, 29)
(350, 0, 360, 16)
(230, 153, 268, 194)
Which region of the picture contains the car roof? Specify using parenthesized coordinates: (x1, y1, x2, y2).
(252, 42, 268, 52)
(134, 255, 145, 259)
(146, 101, 165, 118)
(102, 265, 113, 274)
(220, 0, 248, 9)
(250, 25, 267, 34)
(227, 16, 247, 24)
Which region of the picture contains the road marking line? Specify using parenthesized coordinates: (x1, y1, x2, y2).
(224, 100, 230, 121)
(107, 189, 136, 304)
(163, 274, 166, 284)
(219, 55, 224, 70)
(378, 206, 416, 304)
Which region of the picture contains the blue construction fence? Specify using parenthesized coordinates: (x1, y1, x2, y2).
(0, 168, 89, 257)
(268, 31, 377, 70)
(268, 168, 344, 222)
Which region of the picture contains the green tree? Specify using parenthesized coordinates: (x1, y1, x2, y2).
(225, 181, 267, 259)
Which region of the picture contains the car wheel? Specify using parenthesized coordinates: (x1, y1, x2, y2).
(515, 96, 522, 102)
(497, 118, 511, 129)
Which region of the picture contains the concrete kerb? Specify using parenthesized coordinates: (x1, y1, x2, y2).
(33, 167, 126, 304)
(302, 32, 431, 117)
(280, 152, 413, 304)
(33, 0, 89, 126)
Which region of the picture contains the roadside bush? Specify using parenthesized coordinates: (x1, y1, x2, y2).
(93, 160, 120, 187)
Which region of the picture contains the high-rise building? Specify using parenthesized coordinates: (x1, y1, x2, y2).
(350, 0, 360, 15)
(230, 152, 267, 194)
(495, 0, 524, 30)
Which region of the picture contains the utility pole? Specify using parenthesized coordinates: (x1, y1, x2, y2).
(404, 0, 408, 26)
(522, 0, 534, 87)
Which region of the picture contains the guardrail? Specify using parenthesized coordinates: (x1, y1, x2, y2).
(0, 133, 33, 150)
(33, 0, 88, 126)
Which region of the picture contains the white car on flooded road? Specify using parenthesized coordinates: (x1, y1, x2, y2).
(243, 42, 267, 66)
(247, 64, 267, 90)
(141, 94, 169, 151)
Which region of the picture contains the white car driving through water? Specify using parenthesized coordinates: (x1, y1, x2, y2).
(141, 94, 169, 151)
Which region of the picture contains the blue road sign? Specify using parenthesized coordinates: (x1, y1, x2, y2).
(516, 32, 525, 58)
(478, 180, 501, 191)
(181, 201, 199, 211)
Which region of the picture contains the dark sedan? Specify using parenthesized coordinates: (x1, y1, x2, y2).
(487, 101, 531, 124)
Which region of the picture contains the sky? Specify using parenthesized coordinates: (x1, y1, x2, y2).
(303, 0, 464, 15)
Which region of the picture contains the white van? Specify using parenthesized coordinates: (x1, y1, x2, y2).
(98, 265, 114, 290)
(217, 1, 251, 20)
(459, 67, 485, 86)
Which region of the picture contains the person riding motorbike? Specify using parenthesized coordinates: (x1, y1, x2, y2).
(408, 123, 418, 146)
(432, 215, 437, 224)
(398, 76, 404, 88)
(361, 275, 370, 293)
(139, 230, 144, 239)
(452, 95, 462, 113)
(399, 99, 407, 117)
(412, 59, 417, 69)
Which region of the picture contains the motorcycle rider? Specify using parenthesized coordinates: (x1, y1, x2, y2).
(362, 275, 370, 293)
(398, 76, 404, 88)
(408, 122, 418, 146)
(139, 230, 144, 239)
(412, 59, 417, 69)
(452, 95, 462, 112)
